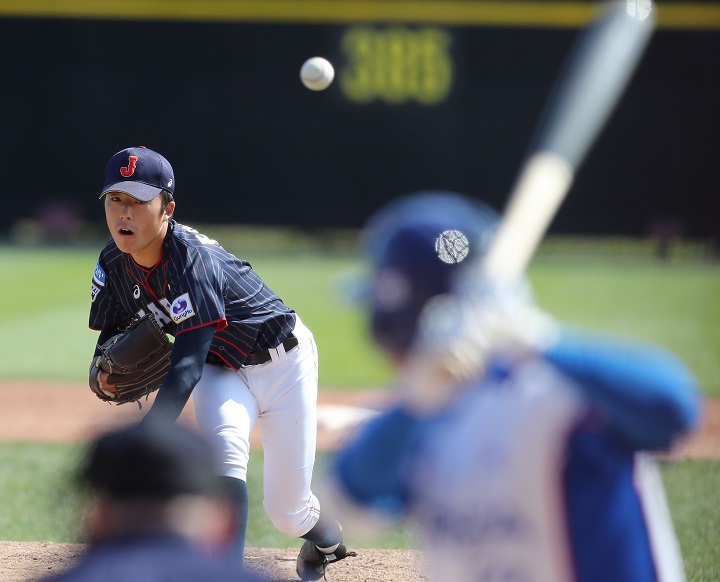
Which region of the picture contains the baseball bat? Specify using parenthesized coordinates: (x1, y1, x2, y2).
(399, 3, 655, 411)
(481, 2, 655, 282)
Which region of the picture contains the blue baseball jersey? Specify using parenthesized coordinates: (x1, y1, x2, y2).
(89, 220, 295, 369)
(333, 331, 700, 582)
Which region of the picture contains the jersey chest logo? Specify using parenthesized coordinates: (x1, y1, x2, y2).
(170, 292, 195, 324)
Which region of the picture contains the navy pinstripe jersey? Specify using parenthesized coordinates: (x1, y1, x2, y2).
(89, 220, 296, 369)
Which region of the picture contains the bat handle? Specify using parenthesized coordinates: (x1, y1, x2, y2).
(482, 152, 573, 282)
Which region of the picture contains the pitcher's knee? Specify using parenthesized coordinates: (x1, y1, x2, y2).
(266, 505, 319, 538)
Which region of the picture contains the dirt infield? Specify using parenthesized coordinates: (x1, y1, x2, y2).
(0, 381, 398, 448)
(0, 381, 717, 581)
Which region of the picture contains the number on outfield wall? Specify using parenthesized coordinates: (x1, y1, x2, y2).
(340, 26, 454, 105)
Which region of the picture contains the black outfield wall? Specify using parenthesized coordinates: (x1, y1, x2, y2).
(0, 3, 718, 236)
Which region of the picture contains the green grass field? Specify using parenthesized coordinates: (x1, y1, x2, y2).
(0, 239, 718, 579)
(1, 241, 719, 392)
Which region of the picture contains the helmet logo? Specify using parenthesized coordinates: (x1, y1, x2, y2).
(435, 230, 470, 264)
(120, 155, 138, 177)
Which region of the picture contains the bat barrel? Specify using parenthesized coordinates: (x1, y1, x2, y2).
(533, 2, 656, 168)
(482, 2, 656, 282)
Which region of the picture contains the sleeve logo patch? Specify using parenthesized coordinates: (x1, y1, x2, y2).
(170, 292, 195, 324)
(93, 262, 106, 287)
(91, 283, 101, 303)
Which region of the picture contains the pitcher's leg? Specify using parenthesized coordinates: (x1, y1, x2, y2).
(252, 319, 350, 580)
(256, 337, 326, 538)
(219, 476, 249, 563)
(193, 364, 258, 565)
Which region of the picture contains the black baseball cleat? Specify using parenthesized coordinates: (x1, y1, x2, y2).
(295, 540, 357, 581)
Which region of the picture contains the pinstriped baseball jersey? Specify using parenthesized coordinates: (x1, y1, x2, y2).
(89, 220, 296, 369)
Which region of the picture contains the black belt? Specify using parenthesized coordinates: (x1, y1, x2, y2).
(245, 334, 299, 366)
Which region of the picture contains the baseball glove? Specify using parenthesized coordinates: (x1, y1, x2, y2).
(89, 313, 173, 406)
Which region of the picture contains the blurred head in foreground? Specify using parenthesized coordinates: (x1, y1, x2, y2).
(79, 421, 233, 552)
(360, 191, 499, 361)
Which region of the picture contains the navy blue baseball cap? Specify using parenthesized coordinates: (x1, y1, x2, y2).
(100, 146, 175, 202)
(80, 422, 222, 500)
(361, 191, 499, 354)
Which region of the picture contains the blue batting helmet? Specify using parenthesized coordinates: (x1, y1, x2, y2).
(361, 191, 499, 355)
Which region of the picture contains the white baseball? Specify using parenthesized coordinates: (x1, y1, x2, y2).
(300, 57, 335, 91)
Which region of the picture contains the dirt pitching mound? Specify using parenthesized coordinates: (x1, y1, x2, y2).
(0, 543, 427, 582)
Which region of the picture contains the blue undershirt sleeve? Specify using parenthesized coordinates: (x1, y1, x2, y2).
(142, 324, 216, 425)
(544, 329, 701, 451)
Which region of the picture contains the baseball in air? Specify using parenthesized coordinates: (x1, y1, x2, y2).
(300, 57, 335, 91)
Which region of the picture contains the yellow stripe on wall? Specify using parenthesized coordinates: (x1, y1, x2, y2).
(0, 1, 718, 30)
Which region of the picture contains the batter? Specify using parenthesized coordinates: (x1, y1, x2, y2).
(88, 146, 351, 580)
(328, 192, 699, 582)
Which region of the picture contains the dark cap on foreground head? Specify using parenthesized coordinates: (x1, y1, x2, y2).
(100, 146, 175, 202)
(80, 422, 220, 500)
(361, 191, 499, 354)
